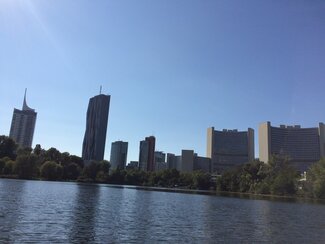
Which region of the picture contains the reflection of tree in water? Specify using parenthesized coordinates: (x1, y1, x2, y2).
(69, 184, 100, 243)
(0, 179, 26, 242)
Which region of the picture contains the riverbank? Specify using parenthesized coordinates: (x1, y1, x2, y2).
(2, 176, 324, 204)
(102, 184, 325, 204)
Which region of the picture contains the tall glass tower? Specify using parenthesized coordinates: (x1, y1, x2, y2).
(82, 92, 110, 162)
(9, 89, 37, 148)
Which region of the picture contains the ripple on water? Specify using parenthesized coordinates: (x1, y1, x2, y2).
(1, 179, 325, 243)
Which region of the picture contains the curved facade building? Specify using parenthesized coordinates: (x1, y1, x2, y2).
(259, 122, 325, 172)
(207, 127, 255, 173)
(82, 94, 110, 162)
(9, 89, 37, 148)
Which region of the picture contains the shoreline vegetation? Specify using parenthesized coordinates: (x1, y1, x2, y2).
(1, 135, 325, 201)
(2, 177, 325, 205)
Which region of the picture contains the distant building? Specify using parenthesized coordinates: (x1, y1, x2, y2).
(180, 150, 194, 172)
(110, 141, 128, 170)
(82, 92, 110, 162)
(259, 122, 325, 172)
(207, 127, 255, 173)
(9, 89, 37, 148)
(154, 151, 167, 171)
(167, 150, 211, 173)
(194, 156, 211, 173)
(167, 153, 177, 170)
(126, 161, 139, 170)
(138, 136, 155, 171)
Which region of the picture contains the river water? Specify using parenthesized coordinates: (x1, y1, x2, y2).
(0, 179, 325, 243)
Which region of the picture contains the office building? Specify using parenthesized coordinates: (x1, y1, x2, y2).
(9, 89, 37, 148)
(154, 151, 167, 171)
(207, 127, 255, 173)
(167, 153, 177, 170)
(110, 141, 128, 170)
(138, 136, 156, 171)
(167, 150, 211, 173)
(126, 161, 139, 170)
(259, 122, 325, 172)
(194, 156, 211, 173)
(82, 92, 110, 162)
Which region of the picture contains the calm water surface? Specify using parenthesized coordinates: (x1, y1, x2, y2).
(1, 179, 325, 243)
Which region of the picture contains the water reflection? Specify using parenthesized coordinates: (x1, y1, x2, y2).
(124, 189, 154, 242)
(1, 179, 325, 243)
(0, 179, 26, 242)
(69, 184, 100, 243)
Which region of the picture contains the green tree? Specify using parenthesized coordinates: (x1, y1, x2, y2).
(193, 171, 211, 190)
(63, 163, 81, 180)
(13, 154, 38, 179)
(109, 169, 126, 184)
(217, 167, 242, 192)
(179, 172, 194, 188)
(2, 160, 14, 175)
(56, 164, 63, 180)
(44, 148, 61, 162)
(16, 147, 32, 157)
(60, 152, 71, 166)
(99, 160, 110, 174)
(160, 169, 180, 187)
(40, 161, 62, 180)
(0, 157, 11, 175)
(82, 161, 100, 180)
(271, 170, 298, 195)
(69, 155, 84, 168)
(0, 136, 17, 160)
(33, 144, 43, 156)
(306, 159, 325, 198)
(124, 169, 148, 185)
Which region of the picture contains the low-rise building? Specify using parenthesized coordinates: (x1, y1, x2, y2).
(167, 150, 211, 173)
(126, 161, 139, 170)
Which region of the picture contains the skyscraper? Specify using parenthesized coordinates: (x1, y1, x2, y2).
(82, 92, 110, 162)
(138, 136, 155, 171)
(154, 151, 167, 171)
(110, 141, 128, 170)
(259, 122, 325, 172)
(207, 127, 255, 173)
(9, 89, 37, 148)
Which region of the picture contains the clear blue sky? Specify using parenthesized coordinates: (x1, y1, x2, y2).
(1, 0, 324, 162)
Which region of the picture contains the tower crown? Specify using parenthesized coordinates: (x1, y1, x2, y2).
(22, 88, 35, 112)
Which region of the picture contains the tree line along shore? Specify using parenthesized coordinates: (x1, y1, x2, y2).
(1, 135, 325, 199)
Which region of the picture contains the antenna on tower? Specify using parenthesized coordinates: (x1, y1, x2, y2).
(100, 85, 102, 95)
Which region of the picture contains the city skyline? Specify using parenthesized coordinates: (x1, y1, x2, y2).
(1, 0, 324, 162)
(4, 90, 325, 172)
(2, 88, 325, 164)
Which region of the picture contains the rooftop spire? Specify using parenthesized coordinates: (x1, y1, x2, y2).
(100, 85, 102, 95)
(22, 88, 34, 111)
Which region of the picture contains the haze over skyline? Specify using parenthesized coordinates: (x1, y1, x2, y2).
(1, 0, 324, 162)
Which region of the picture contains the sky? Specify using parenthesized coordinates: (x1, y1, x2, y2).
(0, 0, 325, 162)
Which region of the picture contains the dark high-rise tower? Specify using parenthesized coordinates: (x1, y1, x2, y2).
(82, 92, 110, 162)
(138, 136, 156, 171)
(9, 89, 37, 148)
